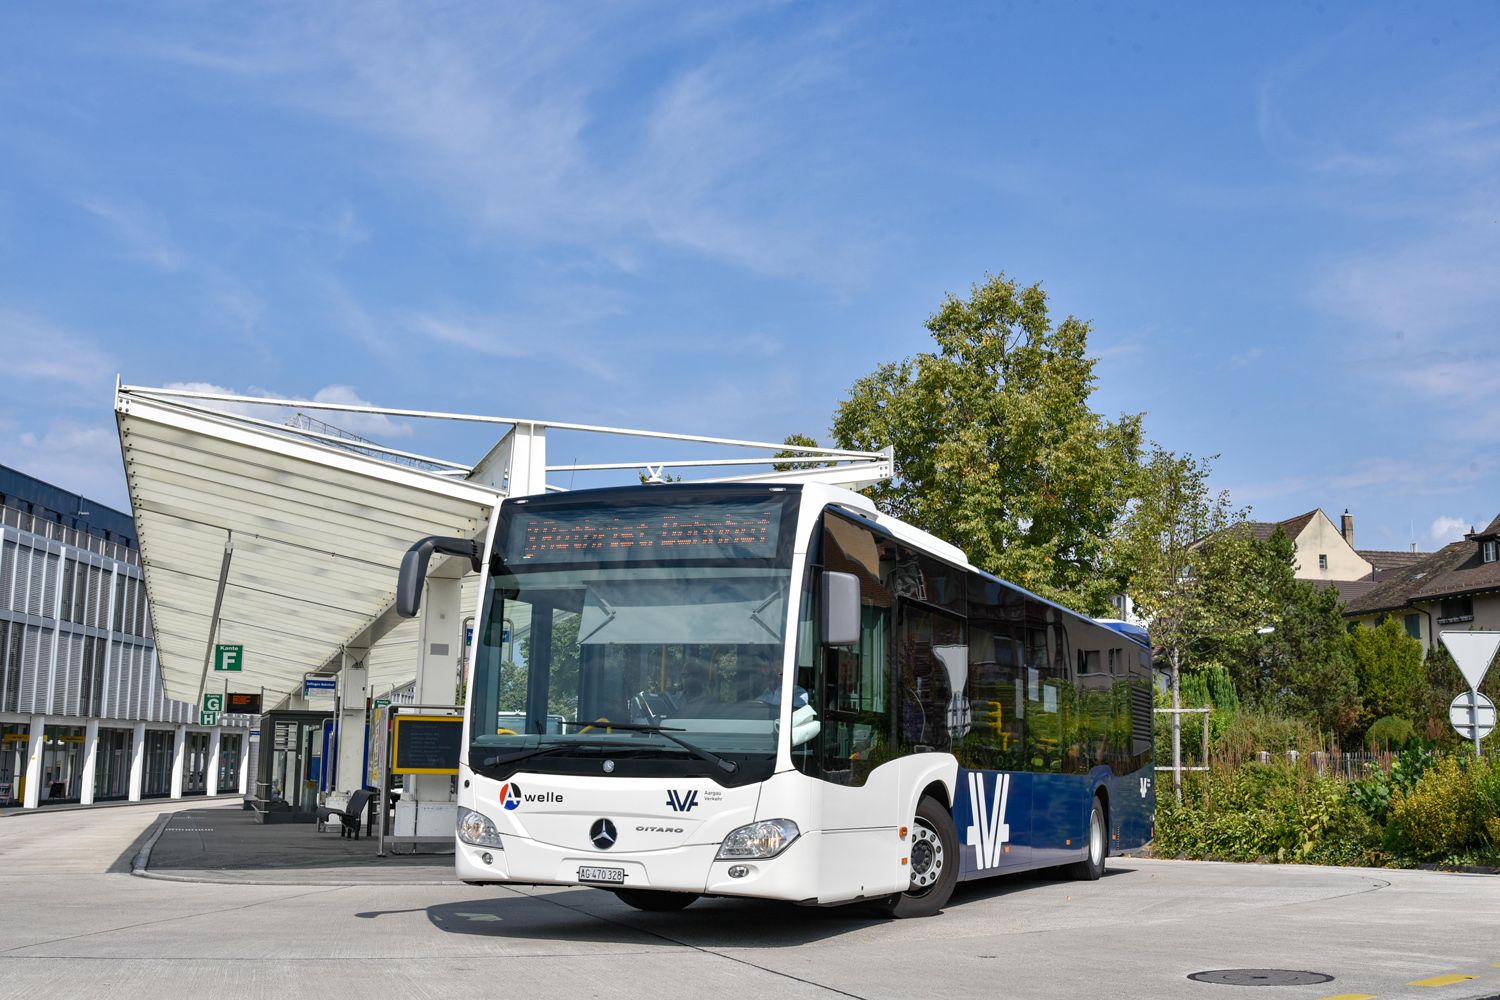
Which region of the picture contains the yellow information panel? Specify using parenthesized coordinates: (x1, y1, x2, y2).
(391, 715, 462, 775)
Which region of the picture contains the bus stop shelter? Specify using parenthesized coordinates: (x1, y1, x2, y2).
(113, 383, 891, 829)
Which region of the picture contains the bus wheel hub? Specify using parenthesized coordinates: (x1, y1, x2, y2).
(909, 821, 942, 888)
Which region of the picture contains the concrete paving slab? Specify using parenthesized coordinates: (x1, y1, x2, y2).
(1, 803, 1497, 1000)
(145, 805, 454, 882)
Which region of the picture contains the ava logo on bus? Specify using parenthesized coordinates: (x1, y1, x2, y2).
(966, 772, 1011, 870)
(665, 790, 699, 812)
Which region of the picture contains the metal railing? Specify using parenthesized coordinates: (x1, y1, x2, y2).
(1, 502, 140, 565)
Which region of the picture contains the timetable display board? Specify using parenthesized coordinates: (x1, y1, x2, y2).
(392, 715, 462, 775)
(226, 692, 262, 714)
(506, 500, 787, 566)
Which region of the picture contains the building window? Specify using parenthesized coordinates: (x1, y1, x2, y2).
(1404, 614, 1421, 640)
(1438, 596, 1475, 624)
(1318, 554, 1328, 570)
(1484, 540, 1497, 564)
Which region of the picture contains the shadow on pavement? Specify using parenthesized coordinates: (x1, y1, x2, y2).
(417, 865, 1140, 948)
(108, 812, 173, 874)
(417, 888, 889, 947)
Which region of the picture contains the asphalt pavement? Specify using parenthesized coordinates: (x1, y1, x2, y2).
(1, 800, 1496, 1000)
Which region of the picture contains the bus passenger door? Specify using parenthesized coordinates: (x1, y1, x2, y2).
(796, 513, 907, 902)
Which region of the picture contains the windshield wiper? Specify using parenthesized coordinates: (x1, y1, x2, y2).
(482, 742, 601, 769)
(560, 720, 739, 775)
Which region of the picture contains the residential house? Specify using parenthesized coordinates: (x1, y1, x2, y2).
(1237, 507, 1424, 605)
(1343, 513, 1500, 649)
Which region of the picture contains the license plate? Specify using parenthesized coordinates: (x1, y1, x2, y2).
(578, 866, 626, 884)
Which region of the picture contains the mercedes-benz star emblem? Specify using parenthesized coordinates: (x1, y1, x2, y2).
(590, 818, 618, 850)
(603, 759, 615, 773)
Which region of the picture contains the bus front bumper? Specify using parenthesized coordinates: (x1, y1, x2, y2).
(455, 832, 819, 901)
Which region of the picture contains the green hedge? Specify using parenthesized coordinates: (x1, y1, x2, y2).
(1154, 746, 1500, 868)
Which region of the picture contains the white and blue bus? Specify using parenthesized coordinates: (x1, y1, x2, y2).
(410, 481, 1154, 916)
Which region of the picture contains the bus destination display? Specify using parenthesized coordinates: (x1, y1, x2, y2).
(508, 501, 783, 564)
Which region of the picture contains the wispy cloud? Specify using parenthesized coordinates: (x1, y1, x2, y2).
(0, 420, 128, 509)
(408, 313, 528, 358)
(81, 198, 185, 271)
(1430, 515, 1470, 545)
(0, 308, 114, 387)
(162, 380, 413, 439)
(137, 3, 879, 286)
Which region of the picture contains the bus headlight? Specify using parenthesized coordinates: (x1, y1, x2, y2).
(457, 807, 505, 849)
(717, 819, 800, 859)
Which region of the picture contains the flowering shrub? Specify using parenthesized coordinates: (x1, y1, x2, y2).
(1155, 746, 1500, 868)
(1387, 754, 1500, 861)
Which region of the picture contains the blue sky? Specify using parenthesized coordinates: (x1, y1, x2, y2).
(2, 2, 1497, 553)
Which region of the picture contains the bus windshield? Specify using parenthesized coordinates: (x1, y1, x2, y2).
(469, 489, 800, 781)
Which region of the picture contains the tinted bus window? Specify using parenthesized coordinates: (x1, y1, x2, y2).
(793, 513, 896, 787)
(958, 573, 1026, 770)
(896, 605, 965, 754)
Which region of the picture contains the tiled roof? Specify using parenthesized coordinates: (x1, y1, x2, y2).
(1358, 549, 1425, 572)
(1279, 509, 1318, 541)
(1325, 579, 1381, 603)
(1470, 513, 1500, 540)
(1342, 540, 1488, 616)
(1242, 509, 1320, 544)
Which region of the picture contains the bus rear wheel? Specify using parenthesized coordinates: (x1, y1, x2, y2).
(876, 796, 959, 918)
(1066, 796, 1107, 881)
(612, 888, 700, 911)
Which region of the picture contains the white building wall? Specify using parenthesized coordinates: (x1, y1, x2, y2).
(1293, 510, 1373, 583)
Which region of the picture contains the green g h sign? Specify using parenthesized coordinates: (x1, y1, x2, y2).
(214, 645, 243, 671)
(203, 693, 224, 713)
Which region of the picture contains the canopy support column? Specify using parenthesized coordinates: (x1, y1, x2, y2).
(335, 645, 369, 799)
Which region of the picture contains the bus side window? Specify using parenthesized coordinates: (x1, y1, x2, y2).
(896, 603, 965, 755)
(959, 572, 1025, 770)
(792, 512, 895, 787)
(961, 624, 1026, 769)
(1021, 615, 1073, 772)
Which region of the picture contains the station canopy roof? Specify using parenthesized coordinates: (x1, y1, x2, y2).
(114, 384, 891, 708)
(116, 389, 500, 704)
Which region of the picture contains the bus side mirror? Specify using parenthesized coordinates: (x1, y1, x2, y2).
(396, 536, 483, 618)
(820, 571, 861, 646)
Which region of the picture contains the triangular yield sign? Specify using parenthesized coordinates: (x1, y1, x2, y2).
(1440, 631, 1500, 691)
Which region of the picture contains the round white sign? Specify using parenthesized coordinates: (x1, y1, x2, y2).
(1449, 690, 1496, 742)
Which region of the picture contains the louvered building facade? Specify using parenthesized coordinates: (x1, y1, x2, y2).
(0, 463, 250, 809)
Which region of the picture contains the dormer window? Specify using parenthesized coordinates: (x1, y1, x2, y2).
(1484, 540, 1497, 564)
(1318, 554, 1328, 570)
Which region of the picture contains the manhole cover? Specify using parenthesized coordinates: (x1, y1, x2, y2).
(1188, 970, 1334, 986)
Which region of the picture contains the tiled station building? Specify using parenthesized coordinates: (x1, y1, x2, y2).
(0, 463, 251, 809)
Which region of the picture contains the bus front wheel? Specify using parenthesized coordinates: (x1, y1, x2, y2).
(612, 888, 700, 911)
(877, 796, 959, 918)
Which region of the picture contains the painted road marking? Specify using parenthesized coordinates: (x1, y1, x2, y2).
(1407, 975, 1477, 987)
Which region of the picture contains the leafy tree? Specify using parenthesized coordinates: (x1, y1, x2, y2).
(831, 272, 1141, 614)
(1347, 617, 1424, 729)
(1209, 527, 1360, 741)
(1113, 446, 1244, 798)
(773, 433, 836, 472)
(1271, 578, 1360, 741)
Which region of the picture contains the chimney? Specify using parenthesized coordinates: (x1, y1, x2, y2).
(1341, 509, 1354, 547)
